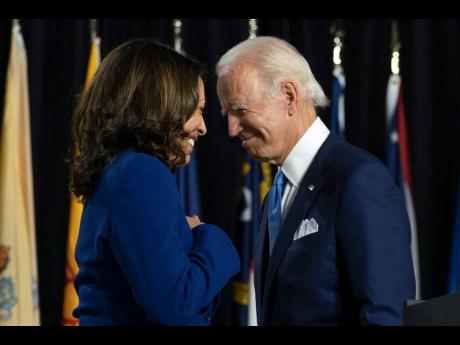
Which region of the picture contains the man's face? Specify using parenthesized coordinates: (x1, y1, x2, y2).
(217, 67, 292, 165)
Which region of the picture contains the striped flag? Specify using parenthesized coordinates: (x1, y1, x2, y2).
(0, 20, 40, 325)
(62, 35, 101, 326)
(330, 64, 346, 139)
(176, 151, 202, 217)
(447, 180, 460, 293)
(385, 74, 421, 299)
(232, 153, 272, 325)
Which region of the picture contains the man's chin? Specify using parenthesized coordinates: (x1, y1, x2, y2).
(246, 150, 263, 162)
(246, 149, 272, 164)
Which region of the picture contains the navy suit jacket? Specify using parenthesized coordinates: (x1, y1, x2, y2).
(73, 150, 240, 325)
(255, 134, 415, 325)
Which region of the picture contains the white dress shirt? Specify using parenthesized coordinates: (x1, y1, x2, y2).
(279, 117, 330, 219)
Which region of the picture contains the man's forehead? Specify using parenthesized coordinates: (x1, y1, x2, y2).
(222, 82, 259, 107)
(221, 71, 260, 94)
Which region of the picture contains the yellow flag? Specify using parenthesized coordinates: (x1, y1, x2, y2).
(62, 36, 100, 326)
(0, 21, 40, 326)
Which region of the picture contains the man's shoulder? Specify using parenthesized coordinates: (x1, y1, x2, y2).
(335, 140, 383, 170)
(323, 138, 389, 184)
(314, 133, 382, 173)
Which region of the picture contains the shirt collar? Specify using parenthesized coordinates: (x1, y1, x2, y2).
(280, 117, 330, 188)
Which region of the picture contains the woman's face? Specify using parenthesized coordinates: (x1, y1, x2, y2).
(180, 77, 207, 166)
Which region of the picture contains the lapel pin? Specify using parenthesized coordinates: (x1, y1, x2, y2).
(307, 184, 315, 191)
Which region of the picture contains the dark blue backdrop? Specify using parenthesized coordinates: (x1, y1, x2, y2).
(0, 19, 458, 325)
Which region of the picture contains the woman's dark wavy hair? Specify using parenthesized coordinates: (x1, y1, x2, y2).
(69, 38, 206, 200)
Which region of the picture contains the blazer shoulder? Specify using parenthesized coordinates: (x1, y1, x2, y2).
(335, 142, 387, 174)
(113, 150, 169, 173)
(322, 141, 392, 191)
(101, 150, 173, 198)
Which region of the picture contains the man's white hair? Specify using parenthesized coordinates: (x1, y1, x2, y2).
(216, 36, 329, 108)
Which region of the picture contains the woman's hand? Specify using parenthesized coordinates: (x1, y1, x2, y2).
(186, 215, 204, 229)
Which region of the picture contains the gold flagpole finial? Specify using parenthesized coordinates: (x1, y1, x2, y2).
(330, 20, 345, 66)
(248, 19, 258, 39)
(390, 20, 401, 75)
(89, 19, 98, 40)
(173, 19, 183, 53)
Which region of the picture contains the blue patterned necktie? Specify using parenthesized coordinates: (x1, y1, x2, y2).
(268, 170, 287, 255)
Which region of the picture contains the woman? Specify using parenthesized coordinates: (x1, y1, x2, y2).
(69, 39, 240, 325)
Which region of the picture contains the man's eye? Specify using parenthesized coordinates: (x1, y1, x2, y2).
(222, 108, 247, 117)
(235, 109, 247, 116)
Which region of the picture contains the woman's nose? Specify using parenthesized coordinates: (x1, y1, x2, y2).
(197, 118, 207, 136)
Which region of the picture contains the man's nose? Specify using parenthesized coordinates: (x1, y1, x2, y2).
(228, 115, 242, 137)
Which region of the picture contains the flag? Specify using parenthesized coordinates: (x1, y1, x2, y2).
(176, 151, 202, 217)
(0, 21, 40, 325)
(385, 74, 421, 299)
(232, 153, 272, 325)
(173, 28, 202, 218)
(447, 180, 460, 293)
(62, 35, 101, 326)
(330, 64, 346, 139)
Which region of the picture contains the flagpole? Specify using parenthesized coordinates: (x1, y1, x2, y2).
(173, 19, 183, 53)
(330, 20, 344, 67)
(390, 21, 401, 76)
(248, 19, 258, 39)
(386, 20, 421, 300)
(330, 20, 346, 139)
(89, 19, 98, 41)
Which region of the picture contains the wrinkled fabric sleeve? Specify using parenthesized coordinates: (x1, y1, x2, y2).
(108, 155, 240, 324)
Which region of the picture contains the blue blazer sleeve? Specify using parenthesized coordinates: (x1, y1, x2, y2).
(107, 154, 240, 324)
(337, 161, 415, 325)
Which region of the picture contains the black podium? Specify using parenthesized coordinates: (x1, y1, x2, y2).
(404, 291, 460, 325)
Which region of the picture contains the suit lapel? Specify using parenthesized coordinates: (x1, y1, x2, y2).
(261, 166, 324, 319)
(260, 133, 343, 323)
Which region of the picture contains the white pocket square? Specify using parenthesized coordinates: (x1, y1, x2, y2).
(293, 218, 319, 241)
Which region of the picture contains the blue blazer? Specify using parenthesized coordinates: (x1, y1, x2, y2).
(255, 134, 415, 325)
(73, 150, 240, 325)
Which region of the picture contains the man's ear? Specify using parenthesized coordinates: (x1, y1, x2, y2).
(281, 80, 298, 115)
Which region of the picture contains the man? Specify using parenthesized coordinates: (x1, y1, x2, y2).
(216, 36, 415, 325)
